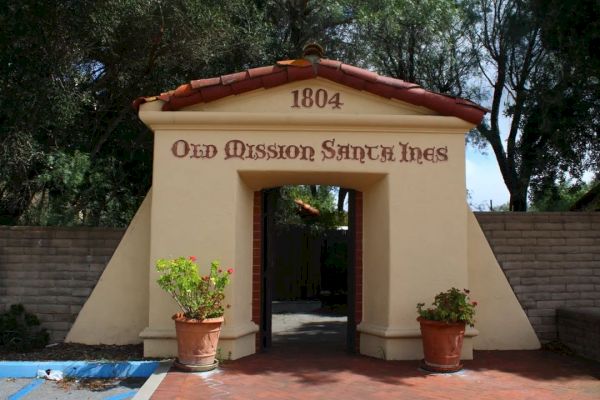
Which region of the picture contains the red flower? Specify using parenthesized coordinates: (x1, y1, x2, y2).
(202, 276, 209, 281)
(227, 268, 234, 275)
(472, 301, 478, 306)
(189, 256, 197, 262)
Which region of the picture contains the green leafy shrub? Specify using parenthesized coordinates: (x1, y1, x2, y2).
(0, 304, 49, 352)
(156, 257, 233, 320)
(417, 288, 477, 327)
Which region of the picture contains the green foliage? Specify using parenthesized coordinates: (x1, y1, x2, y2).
(467, 0, 599, 210)
(275, 185, 347, 232)
(156, 257, 233, 320)
(0, 0, 597, 221)
(261, 0, 359, 60)
(530, 180, 592, 212)
(354, 0, 479, 98)
(417, 288, 477, 327)
(0, 304, 49, 352)
(0, 0, 272, 226)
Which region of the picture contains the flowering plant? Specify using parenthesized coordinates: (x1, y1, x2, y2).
(417, 287, 477, 327)
(156, 256, 233, 320)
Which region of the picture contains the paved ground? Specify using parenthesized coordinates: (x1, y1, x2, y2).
(151, 313, 600, 400)
(271, 311, 347, 349)
(151, 349, 600, 400)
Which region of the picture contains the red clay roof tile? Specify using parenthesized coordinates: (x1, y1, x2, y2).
(341, 73, 367, 91)
(221, 71, 249, 86)
(173, 83, 194, 97)
(363, 81, 397, 99)
(277, 59, 313, 67)
(134, 57, 487, 125)
(248, 65, 283, 78)
(341, 64, 378, 83)
(375, 75, 419, 90)
(200, 85, 233, 103)
(294, 199, 320, 216)
(287, 65, 317, 81)
(314, 63, 344, 81)
(260, 69, 288, 88)
(230, 78, 263, 95)
(190, 77, 221, 90)
(318, 59, 343, 69)
(165, 91, 204, 111)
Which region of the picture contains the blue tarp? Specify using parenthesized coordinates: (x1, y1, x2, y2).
(0, 361, 159, 378)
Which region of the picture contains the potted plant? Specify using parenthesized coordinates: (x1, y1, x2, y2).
(156, 256, 233, 371)
(416, 287, 477, 372)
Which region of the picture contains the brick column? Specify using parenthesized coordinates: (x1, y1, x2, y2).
(252, 191, 262, 350)
(354, 191, 363, 352)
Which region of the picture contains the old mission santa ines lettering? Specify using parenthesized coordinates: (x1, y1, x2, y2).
(171, 139, 448, 164)
(170, 87, 448, 164)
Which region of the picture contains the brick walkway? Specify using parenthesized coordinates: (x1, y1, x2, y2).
(151, 346, 600, 399)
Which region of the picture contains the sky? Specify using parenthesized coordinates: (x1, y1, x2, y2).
(466, 144, 509, 211)
(465, 108, 511, 211)
(465, 116, 595, 211)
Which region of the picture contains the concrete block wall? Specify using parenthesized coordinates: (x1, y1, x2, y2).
(556, 308, 600, 361)
(0, 212, 598, 344)
(475, 212, 600, 342)
(0, 226, 124, 341)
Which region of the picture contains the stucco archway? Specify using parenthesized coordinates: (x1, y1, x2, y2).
(66, 54, 540, 360)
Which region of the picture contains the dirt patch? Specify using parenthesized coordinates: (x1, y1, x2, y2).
(0, 343, 159, 361)
(56, 377, 146, 392)
(542, 340, 576, 357)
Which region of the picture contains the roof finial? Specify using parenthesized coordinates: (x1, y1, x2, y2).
(302, 43, 324, 60)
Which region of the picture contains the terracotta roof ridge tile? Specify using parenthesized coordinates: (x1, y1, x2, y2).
(132, 57, 487, 125)
(190, 77, 221, 90)
(248, 65, 283, 78)
(277, 59, 313, 67)
(317, 59, 343, 69)
(375, 75, 419, 90)
(340, 63, 379, 83)
(221, 71, 250, 86)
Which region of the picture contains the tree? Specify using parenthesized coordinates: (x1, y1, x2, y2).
(276, 185, 347, 230)
(354, 0, 479, 98)
(0, 0, 271, 225)
(468, 0, 599, 211)
(350, 0, 480, 212)
(526, 0, 600, 204)
(260, 0, 358, 60)
(3, 0, 597, 223)
(0, 0, 364, 226)
(529, 180, 592, 212)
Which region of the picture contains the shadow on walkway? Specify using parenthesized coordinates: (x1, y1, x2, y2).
(229, 318, 600, 386)
(152, 319, 600, 400)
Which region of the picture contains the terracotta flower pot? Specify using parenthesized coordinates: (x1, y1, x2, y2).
(173, 314, 224, 366)
(417, 317, 466, 372)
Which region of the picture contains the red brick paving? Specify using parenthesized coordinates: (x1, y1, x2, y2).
(151, 346, 600, 400)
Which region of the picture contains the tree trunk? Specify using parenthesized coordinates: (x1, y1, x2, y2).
(509, 187, 528, 211)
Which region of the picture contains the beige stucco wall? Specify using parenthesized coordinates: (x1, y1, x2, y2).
(66, 191, 151, 344)
(467, 211, 540, 349)
(66, 77, 539, 360)
(138, 79, 476, 360)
